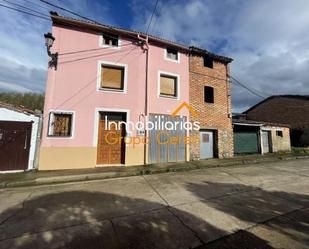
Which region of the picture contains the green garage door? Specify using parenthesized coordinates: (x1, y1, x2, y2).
(234, 132, 259, 154)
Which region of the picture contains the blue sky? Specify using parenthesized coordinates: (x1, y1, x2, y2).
(0, 0, 309, 112)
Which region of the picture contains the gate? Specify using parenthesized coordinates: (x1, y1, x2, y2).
(0, 121, 32, 171)
(148, 114, 186, 163)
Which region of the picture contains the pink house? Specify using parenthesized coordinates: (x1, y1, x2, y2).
(39, 14, 190, 170)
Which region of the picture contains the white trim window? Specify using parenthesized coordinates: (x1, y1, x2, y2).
(164, 48, 180, 63)
(97, 61, 128, 93)
(158, 71, 180, 100)
(99, 32, 121, 49)
(48, 111, 75, 138)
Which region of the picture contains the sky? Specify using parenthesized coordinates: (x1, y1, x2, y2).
(0, 0, 309, 112)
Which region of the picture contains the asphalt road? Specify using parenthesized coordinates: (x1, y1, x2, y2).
(0, 159, 308, 249)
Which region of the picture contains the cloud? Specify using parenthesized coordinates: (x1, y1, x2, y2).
(131, 0, 309, 112)
(0, 0, 115, 93)
(0, 57, 46, 92)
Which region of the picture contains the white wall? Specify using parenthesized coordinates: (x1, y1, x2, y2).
(0, 108, 41, 170)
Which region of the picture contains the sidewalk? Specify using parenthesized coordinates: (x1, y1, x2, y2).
(1, 153, 309, 188)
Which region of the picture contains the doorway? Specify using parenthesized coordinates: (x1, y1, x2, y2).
(200, 130, 214, 159)
(96, 112, 126, 165)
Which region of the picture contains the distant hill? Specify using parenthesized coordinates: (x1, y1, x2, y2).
(0, 92, 45, 111)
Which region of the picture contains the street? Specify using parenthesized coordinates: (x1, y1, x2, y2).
(0, 159, 308, 249)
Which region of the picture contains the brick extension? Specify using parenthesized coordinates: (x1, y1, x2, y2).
(189, 53, 234, 159)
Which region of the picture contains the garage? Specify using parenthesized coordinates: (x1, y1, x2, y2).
(233, 120, 261, 154)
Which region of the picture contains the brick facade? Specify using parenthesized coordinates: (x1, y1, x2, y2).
(189, 54, 234, 159)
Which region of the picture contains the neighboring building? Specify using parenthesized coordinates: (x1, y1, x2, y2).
(189, 47, 234, 159)
(0, 102, 41, 172)
(244, 95, 309, 147)
(233, 119, 291, 154)
(39, 13, 234, 170)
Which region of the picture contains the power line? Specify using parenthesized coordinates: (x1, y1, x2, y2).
(59, 42, 133, 56)
(43, 45, 141, 120)
(2, 0, 49, 17)
(230, 76, 268, 99)
(23, 0, 51, 11)
(0, 3, 50, 21)
(39, 0, 99, 23)
(58, 45, 137, 65)
(145, 0, 159, 34)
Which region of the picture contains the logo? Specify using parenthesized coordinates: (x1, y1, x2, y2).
(171, 102, 199, 117)
(103, 102, 200, 145)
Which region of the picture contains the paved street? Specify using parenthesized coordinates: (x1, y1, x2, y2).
(0, 159, 308, 249)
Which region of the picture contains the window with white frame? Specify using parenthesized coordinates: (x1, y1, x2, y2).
(100, 64, 125, 91)
(165, 48, 179, 61)
(101, 33, 119, 47)
(48, 112, 73, 137)
(159, 73, 178, 98)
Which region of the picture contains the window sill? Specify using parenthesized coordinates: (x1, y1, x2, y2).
(99, 44, 121, 49)
(159, 94, 179, 100)
(98, 88, 126, 94)
(164, 57, 180, 63)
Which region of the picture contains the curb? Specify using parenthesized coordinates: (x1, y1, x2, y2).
(1, 155, 309, 189)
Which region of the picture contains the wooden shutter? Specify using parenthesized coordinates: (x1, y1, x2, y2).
(160, 75, 176, 96)
(101, 66, 124, 90)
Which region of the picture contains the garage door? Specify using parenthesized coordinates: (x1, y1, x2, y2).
(0, 121, 32, 171)
(148, 114, 186, 163)
(234, 132, 259, 154)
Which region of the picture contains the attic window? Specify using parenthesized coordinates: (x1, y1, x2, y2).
(102, 33, 119, 47)
(203, 56, 213, 68)
(166, 48, 179, 61)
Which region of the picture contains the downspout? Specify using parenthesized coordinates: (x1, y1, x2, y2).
(137, 34, 149, 165)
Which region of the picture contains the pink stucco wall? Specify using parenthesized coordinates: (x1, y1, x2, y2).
(42, 24, 189, 148)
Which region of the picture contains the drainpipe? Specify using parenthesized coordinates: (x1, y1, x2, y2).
(137, 34, 149, 165)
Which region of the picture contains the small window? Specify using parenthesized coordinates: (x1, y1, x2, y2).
(48, 112, 73, 137)
(166, 48, 178, 61)
(203, 56, 213, 68)
(204, 86, 214, 103)
(276, 130, 283, 137)
(101, 65, 124, 90)
(102, 33, 119, 47)
(160, 74, 177, 97)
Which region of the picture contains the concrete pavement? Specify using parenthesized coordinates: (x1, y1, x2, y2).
(0, 159, 308, 249)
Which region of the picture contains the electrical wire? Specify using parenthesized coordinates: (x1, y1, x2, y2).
(59, 42, 133, 56)
(0, 3, 50, 21)
(39, 0, 98, 23)
(230, 76, 268, 99)
(23, 0, 51, 11)
(42, 45, 141, 120)
(2, 0, 50, 17)
(145, 0, 159, 34)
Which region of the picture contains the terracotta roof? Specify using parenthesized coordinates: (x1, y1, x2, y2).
(50, 13, 232, 63)
(0, 101, 39, 116)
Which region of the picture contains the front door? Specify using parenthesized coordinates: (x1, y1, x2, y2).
(262, 130, 271, 153)
(200, 130, 214, 159)
(97, 112, 126, 165)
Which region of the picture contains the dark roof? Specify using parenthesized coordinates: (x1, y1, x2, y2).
(50, 13, 232, 64)
(233, 118, 290, 128)
(189, 46, 233, 63)
(244, 95, 309, 114)
(0, 101, 40, 116)
(243, 95, 309, 129)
